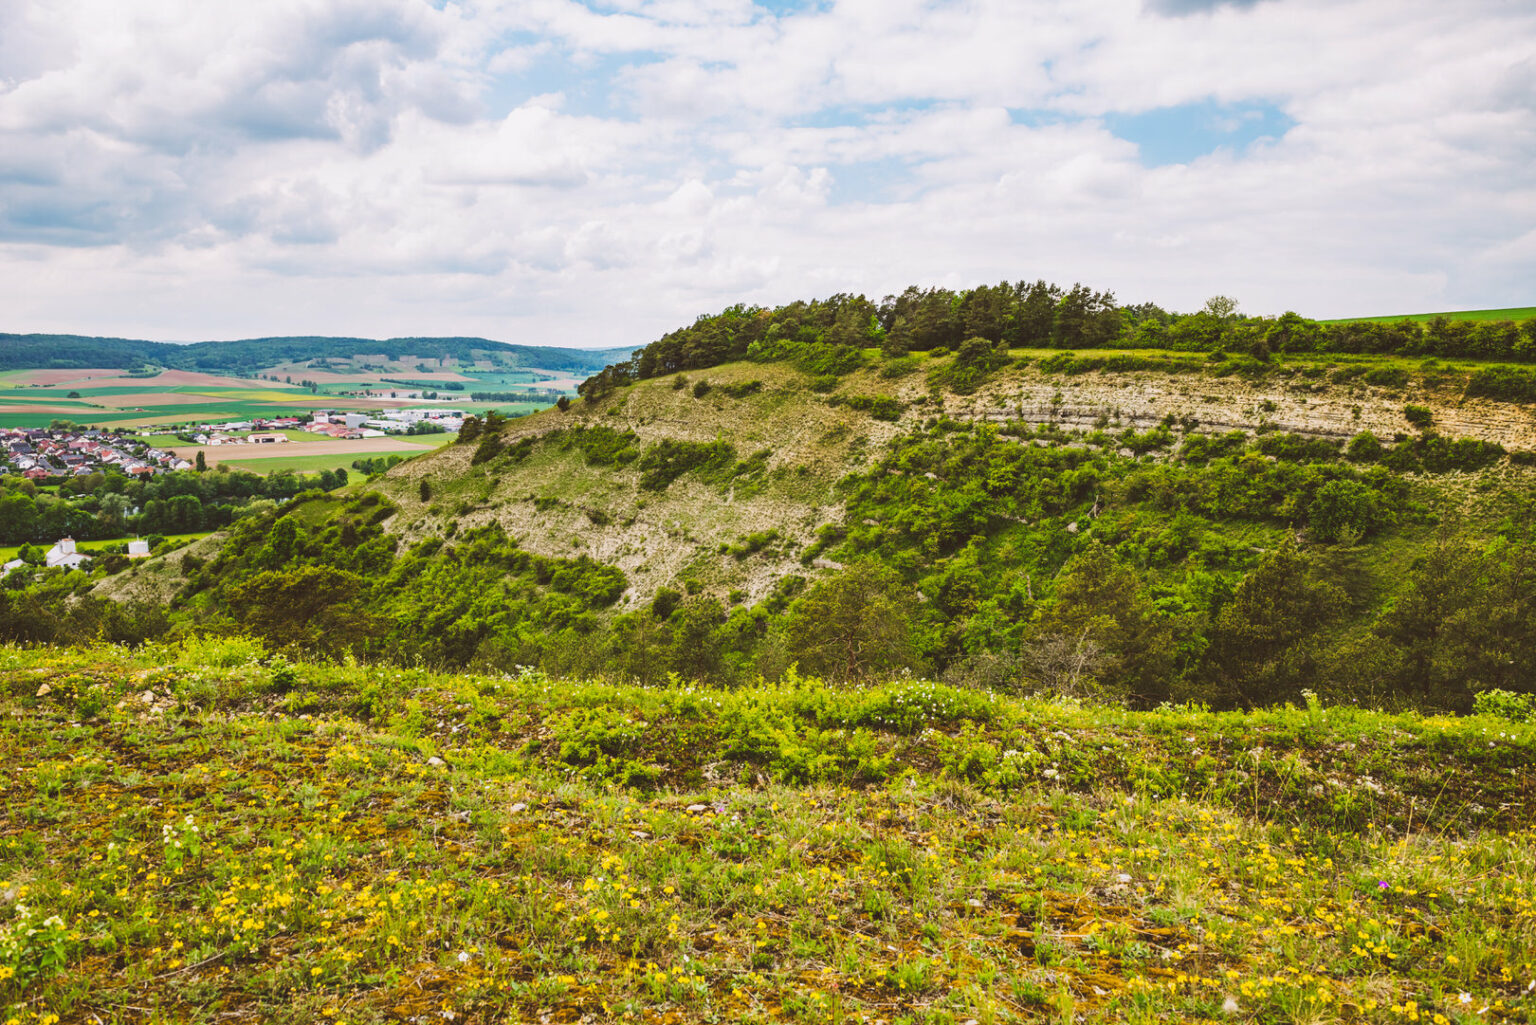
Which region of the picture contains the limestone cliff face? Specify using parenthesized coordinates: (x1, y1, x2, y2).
(923, 368, 1536, 449)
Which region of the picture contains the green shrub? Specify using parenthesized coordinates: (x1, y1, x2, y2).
(1363, 367, 1410, 388)
(637, 439, 735, 491)
(827, 394, 904, 421)
(1472, 688, 1535, 722)
(1346, 431, 1383, 462)
(1465, 365, 1536, 403)
(1404, 404, 1434, 430)
(470, 433, 503, 465)
(559, 425, 641, 467)
(720, 380, 763, 398)
(1308, 479, 1391, 542)
(928, 337, 1011, 394)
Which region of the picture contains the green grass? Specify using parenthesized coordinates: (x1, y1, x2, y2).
(2, 642, 1533, 1024)
(461, 370, 561, 388)
(216, 450, 436, 475)
(471, 401, 551, 417)
(1323, 306, 1536, 325)
(0, 394, 100, 408)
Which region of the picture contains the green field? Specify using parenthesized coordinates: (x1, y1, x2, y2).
(1325, 306, 1536, 325)
(215, 452, 425, 475)
(462, 369, 563, 388)
(214, 439, 451, 476)
(472, 400, 551, 417)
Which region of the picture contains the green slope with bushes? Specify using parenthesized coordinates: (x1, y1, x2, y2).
(25, 324, 1525, 714)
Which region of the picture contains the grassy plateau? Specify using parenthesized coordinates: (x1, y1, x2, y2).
(1, 641, 1533, 1024)
(1322, 308, 1536, 325)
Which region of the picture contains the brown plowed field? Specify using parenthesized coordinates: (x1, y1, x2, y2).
(4, 368, 127, 386)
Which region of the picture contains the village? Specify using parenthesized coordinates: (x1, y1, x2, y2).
(180, 407, 466, 447)
(1, 426, 192, 480)
(0, 408, 466, 484)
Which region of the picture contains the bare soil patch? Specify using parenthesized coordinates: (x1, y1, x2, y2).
(4, 368, 127, 386)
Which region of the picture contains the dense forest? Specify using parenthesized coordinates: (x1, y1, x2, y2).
(0, 332, 632, 376)
(579, 284, 1536, 400)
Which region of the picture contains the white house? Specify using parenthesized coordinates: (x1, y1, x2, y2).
(44, 537, 91, 570)
(127, 539, 151, 558)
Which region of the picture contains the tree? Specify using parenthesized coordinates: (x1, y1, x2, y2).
(1309, 479, 1389, 543)
(556, 396, 571, 412)
(195, 450, 207, 472)
(226, 565, 377, 657)
(1375, 531, 1536, 710)
(166, 494, 203, 532)
(931, 337, 1010, 395)
(1027, 547, 1180, 706)
(1021, 630, 1106, 700)
(1053, 284, 1119, 348)
(96, 492, 131, 534)
(1013, 280, 1060, 346)
(1202, 295, 1240, 320)
(1198, 542, 1346, 707)
(784, 561, 919, 683)
(0, 493, 39, 545)
(666, 598, 728, 683)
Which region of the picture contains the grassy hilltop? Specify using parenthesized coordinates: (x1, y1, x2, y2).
(2, 641, 1534, 1024)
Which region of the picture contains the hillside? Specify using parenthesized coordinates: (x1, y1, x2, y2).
(367, 348, 1536, 602)
(3, 642, 1533, 1024)
(84, 337, 1536, 713)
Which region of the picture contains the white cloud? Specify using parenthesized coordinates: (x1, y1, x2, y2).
(0, 0, 1532, 346)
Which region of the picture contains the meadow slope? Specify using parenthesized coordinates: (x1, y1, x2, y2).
(2, 643, 1534, 1024)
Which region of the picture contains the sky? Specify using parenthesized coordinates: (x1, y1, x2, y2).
(0, 0, 1532, 349)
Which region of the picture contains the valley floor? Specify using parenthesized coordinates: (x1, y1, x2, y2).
(1, 643, 1533, 1024)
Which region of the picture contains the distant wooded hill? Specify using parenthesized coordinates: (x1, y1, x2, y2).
(0, 333, 634, 376)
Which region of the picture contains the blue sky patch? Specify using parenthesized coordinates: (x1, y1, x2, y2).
(827, 155, 925, 206)
(484, 49, 664, 120)
(1104, 99, 1293, 166)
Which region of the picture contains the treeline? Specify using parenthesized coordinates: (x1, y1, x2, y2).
(578, 284, 1536, 399)
(0, 466, 348, 544)
(0, 333, 633, 376)
(469, 390, 566, 402)
(380, 378, 465, 391)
